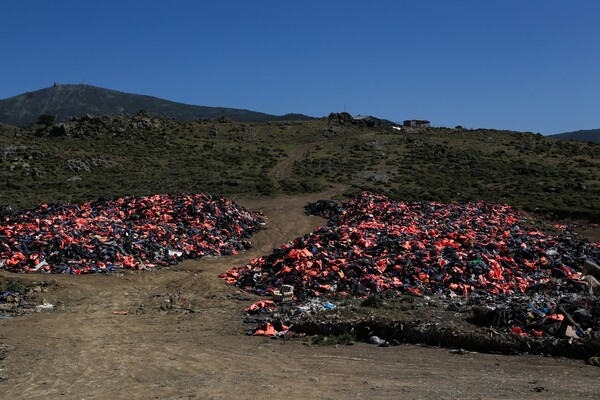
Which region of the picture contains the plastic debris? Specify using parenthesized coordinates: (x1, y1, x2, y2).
(221, 192, 600, 338)
(0, 193, 264, 274)
(223, 192, 599, 299)
(369, 335, 390, 347)
(34, 301, 54, 312)
(296, 298, 338, 314)
(0, 291, 19, 302)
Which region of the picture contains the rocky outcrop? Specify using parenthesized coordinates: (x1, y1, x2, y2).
(35, 110, 165, 138)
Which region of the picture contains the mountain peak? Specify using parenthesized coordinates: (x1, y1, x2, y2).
(0, 84, 314, 126)
(549, 129, 600, 143)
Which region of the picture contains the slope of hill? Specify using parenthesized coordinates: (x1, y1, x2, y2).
(0, 84, 315, 125)
(549, 129, 600, 143)
(0, 117, 599, 222)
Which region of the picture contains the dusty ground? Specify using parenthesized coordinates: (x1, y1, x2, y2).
(1, 192, 600, 400)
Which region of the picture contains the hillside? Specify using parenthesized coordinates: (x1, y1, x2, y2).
(0, 84, 315, 126)
(0, 117, 599, 221)
(549, 129, 600, 143)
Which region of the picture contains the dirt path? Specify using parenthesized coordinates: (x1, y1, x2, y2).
(271, 142, 317, 180)
(1, 193, 600, 399)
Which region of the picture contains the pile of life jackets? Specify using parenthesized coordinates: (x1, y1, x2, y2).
(0, 193, 264, 273)
(221, 192, 600, 301)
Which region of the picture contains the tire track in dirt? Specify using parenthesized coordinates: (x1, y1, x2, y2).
(271, 142, 318, 181)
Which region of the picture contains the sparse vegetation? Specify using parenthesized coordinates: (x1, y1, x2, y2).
(0, 117, 599, 221)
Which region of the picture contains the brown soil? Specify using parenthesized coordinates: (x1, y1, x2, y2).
(1, 192, 600, 399)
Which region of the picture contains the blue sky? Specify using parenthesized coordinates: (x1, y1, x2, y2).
(1, 1, 598, 134)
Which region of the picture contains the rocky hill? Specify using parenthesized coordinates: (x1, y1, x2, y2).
(549, 129, 600, 143)
(0, 84, 315, 126)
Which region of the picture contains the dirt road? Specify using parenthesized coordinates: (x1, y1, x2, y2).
(1, 193, 600, 399)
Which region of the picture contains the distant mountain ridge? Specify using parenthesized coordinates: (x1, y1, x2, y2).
(0, 84, 315, 126)
(549, 129, 600, 143)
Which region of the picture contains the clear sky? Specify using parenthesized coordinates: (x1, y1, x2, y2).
(1, 1, 598, 134)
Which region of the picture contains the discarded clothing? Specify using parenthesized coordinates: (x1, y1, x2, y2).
(244, 300, 277, 314)
(304, 200, 342, 219)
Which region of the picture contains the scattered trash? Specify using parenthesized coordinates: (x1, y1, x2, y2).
(587, 356, 600, 367)
(112, 311, 128, 315)
(32, 260, 48, 272)
(34, 301, 54, 312)
(245, 300, 277, 314)
(297, 298, 339, 314)
(0, 193, 264, 273)
(369, 335, 390, 347)
(450, 349, 471, 355)
(0, 291, 19, 302)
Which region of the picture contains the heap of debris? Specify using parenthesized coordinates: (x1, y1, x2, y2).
(221, 192, 600, 341)
(303, 200, 341, 219)
(0, 193, 264, 273)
